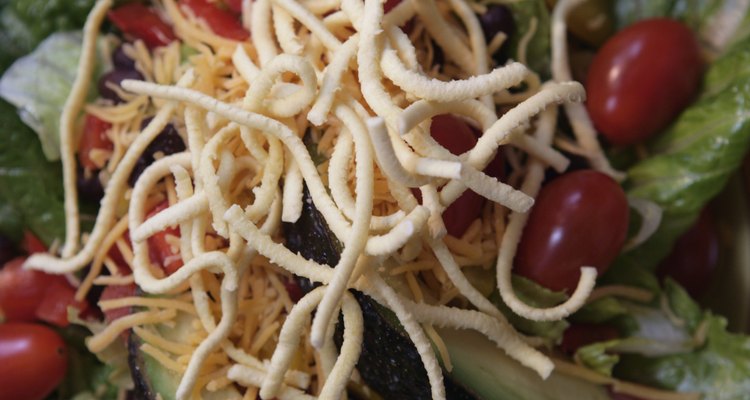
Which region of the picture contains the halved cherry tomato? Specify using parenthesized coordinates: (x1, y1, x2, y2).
(108, 3, 177, 49)
(181, 0, 249, 41)
(78, 114, 113, 170)
(100, 283, 137, 323)
(586, 19, 703, 146)
(0, 257, 66, 321)
(657, 209, 719, 298)
(515, 170, 629, 292)
(34, 280, 89, 327)
(0, 323, 68, 400)
(147, 201, 184, 275)
(559, 323, 619, 355)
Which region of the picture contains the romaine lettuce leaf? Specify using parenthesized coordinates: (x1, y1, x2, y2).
(490, 276, 569, 344)
(0, 0, 95, 74)
(506, 0, 551, 78)
(0, 99, 65, 245)
(613, 282, 750, 399)
(0, 31, 104, 160)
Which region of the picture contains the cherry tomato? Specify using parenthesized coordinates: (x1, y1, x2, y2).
(586, 19, 703, 146)
(414, 115, 502, 237)
(147, 201, 184, 275)
(0, 257, 67, 321)
(78, 114, 113, 170)
(108, 3, 177, 49)
(100, 283, 137, 324)
(35, 280, 89, 327)
(559, 323, 619, 355)
(515, 170, 629, 292)
(181, 0, 249, 41)
(0, 323, 68, 400)
(657, 209, 719, 298)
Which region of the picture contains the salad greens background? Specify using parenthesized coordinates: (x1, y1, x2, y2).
(2, 0, 750, 399)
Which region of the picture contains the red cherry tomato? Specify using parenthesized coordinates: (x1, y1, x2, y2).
(100, 283, 137, 324)
(0, 257, 67, 321)
(147, 201, 184, 275)
(559, 323, 619, 355)
(181, 0, 249, 41)
(515, 170, 629, 292)
(657, 209, 719, 298)
(35, 280, 89, 327)
(78, 114, 113, 170)
(586, 19, 703, 146)
(0, 323, 68, 400)
(108, 3, 177, 49)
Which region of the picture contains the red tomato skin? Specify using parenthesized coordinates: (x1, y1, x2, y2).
(100, 283, 137, 323)
(0, 257, 67, 321)
(35, 280, 89, 327)
(78, 114, 113, 170)
(108, 4, 176, 49)
(0, 323, 68, 400)
(657, 209, 719, 298)
(586, 19, 703, 146)
(181, 0, 249, 41)
(515, 170, 629, 292)
(559, 323, 619, 355)
(225, 0, 243, 13)
(147, 201, 184, 275)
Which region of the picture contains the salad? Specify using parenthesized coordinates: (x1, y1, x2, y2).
(1, 0, 750, 399)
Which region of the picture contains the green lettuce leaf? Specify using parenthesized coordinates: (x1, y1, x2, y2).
(0, 31, 104, 160)
(614, 283, 750, 399)
(0, 0, 95, 73)
(490, 276, 569, 344)
(52, 325, 122, 400)
(0, 99, 65, 245)
(507, 0, 551, 78)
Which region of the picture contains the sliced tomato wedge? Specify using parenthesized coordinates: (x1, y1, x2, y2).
(99, 283, 137, 324)
(78, 114, 113, 170)
(146, 201, 184, 276)
(181, 0, 249, 41)
(34, 280, 89, 327)
(225, 0, 243, 13)
(108, 3, 177, 49)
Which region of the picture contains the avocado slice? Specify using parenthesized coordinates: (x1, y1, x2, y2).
(284, 186, 609, 399)
(128, 309, 243, 400)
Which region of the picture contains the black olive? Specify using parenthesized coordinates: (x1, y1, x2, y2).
(128, 121, 186, 186)
(480, 4, 516, 43)
(479, 4, 516, 63)
(0, 235, 17, 267)
(112, 44, 136, 70)
(97, 68, 144, 103)
(77, 164, 105, 203)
